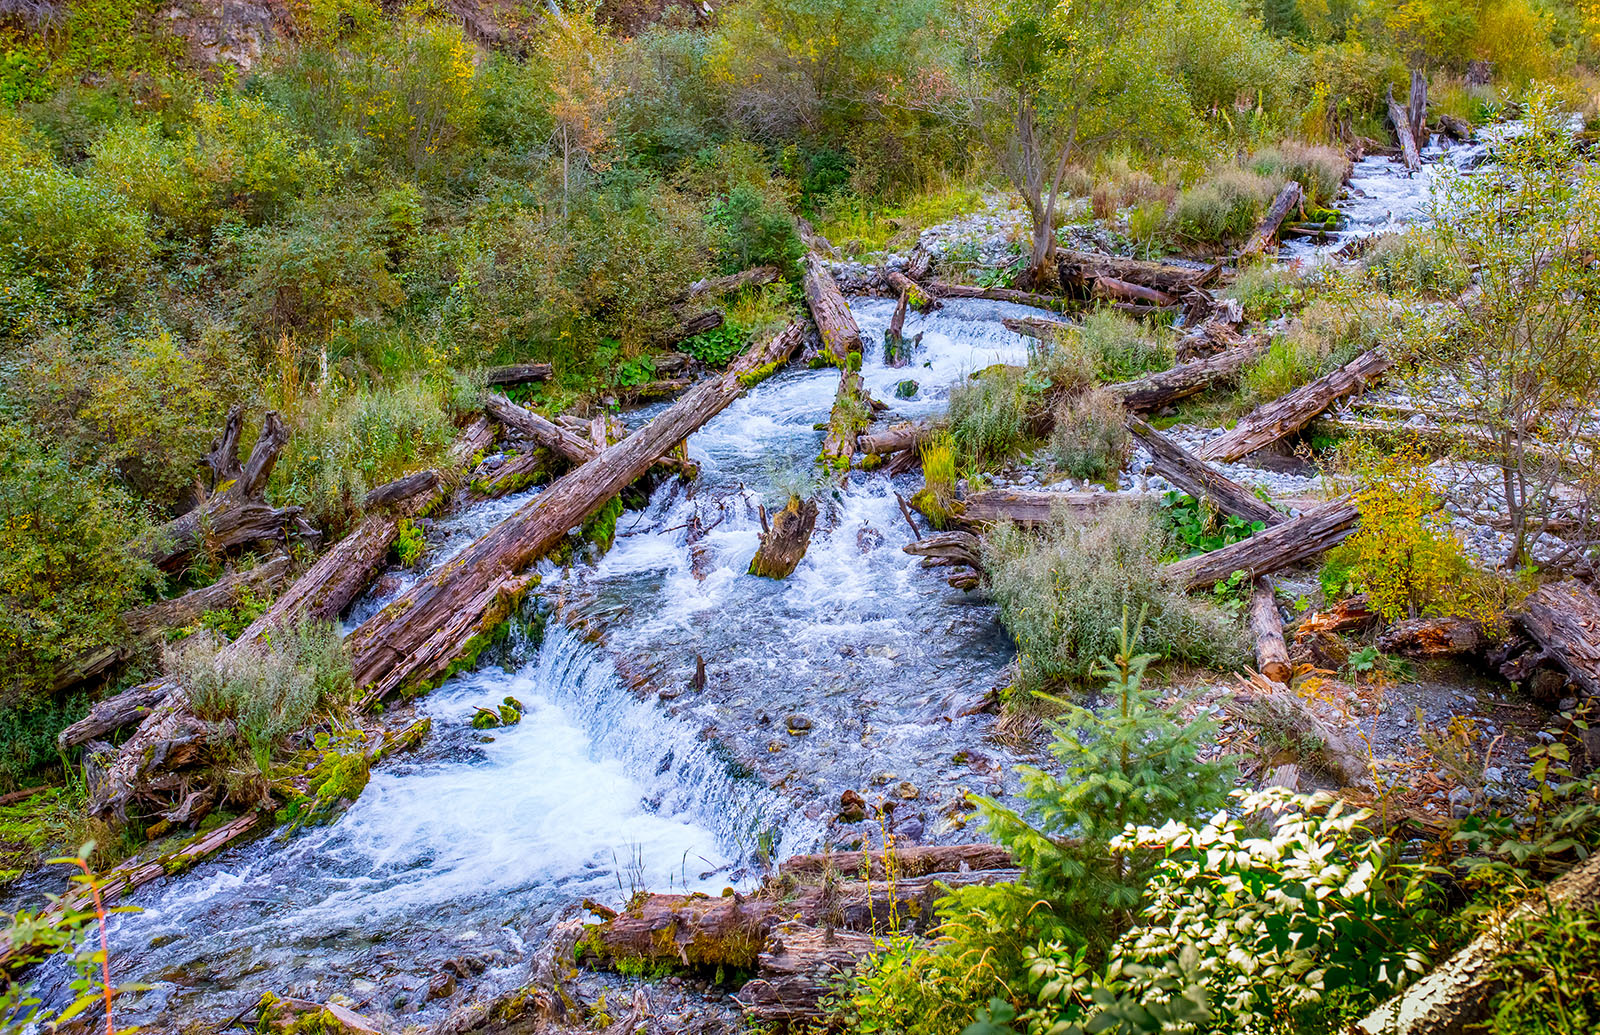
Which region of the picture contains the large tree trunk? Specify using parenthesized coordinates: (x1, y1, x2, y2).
(1128, 415, 1284, 527)
(1387, 82, 1422, 173)
(805, 258, 870, 467)
(1378, 616, 1485, 658)
(348, 325, 804, 708)
(1199, 348, 1392, 463)
(1107, 340, 1267, 413)
(1505, 580, 1600, 697)
(1166, 500, 1360, 591)
(1249, 577, 1292, 684)
(749, 496, 819, 579)
(139, 408, 303, 571)
(1239, 181, 1303, 260)
(1358, 853, 1600, 1035)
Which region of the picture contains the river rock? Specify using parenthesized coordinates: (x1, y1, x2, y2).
(427, 971, 456, 1000)
(786, 714, 813, 735)
(838, 789, 866, 823)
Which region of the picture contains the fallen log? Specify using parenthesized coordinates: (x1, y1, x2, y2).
(485, 362, 553, 388)
(749, 496, 819, 579)
(954, 488, 1143, 528)
(1507, 580, 1600, 698)
(1107, 339, 1267, 414)
(805, 258, 864, 363)
(1378, 616, 1485, 658)
(668, 309, 724, 345)
(1232, 674, 1372, 787)
(734, 924, 878, 1024)
(686, 265, 780, 300)
(58, 681, 179, 751)
(780, 843, 1014, 880)
(1093, 275, 1174, 307)
(1294, 593, 1377, 638)
(858, 421, 933, 456)
(138, 408, 302, 571)
(1250, 577, 1292, 684)
(1387, 82, 1422, 174)
(1239, 180, 1303, 260)
(1357, 852, 1600, 1035)
(1199, 348, 1392, 463)
(885, 270, 937, 310)
(1166, 500, 1359, 591)
(1002, 315, 1070, 340)
(1128, 416, 1284, 527)
(486, 392, 597, 467)
(926, 280, 1073, 312)
(903, 531, 983, 590)
(1056, 250, 1205, 294)
(347, 324, 805, 708)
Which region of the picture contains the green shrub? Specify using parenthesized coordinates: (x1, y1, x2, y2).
(1071, 310, 1173, 380)
(1226, 262, 1305, 321)
(1160, 491, 1265, 557)
(234, 198, 403, 337)
(1049, 387, 1130, 480)
(1172, 167, 1277, 245)
(948, 365, 1030, 470)
(1240, 295, 1384, 405)
(168, 619, 352, 773)
(0, 427, 160, 708)
(1251, 142, 1350, 206)
(0, 695, 88, 791)
(981, 502, 1246, 690)
(270, 380, 457, 533)
(708, 183, 804, 279)
(1487, 902, 1600, 1035)
(1362, 231, 1471, 298)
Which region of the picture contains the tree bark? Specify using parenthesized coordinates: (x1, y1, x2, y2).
(1358, 853, 1600, 1035)
(1092, 276, 1175, 307)
(804, 258, 864, 364)
(926, 280, 1073, 312)
(58, 681, 183, 751)
(1239, 181, 1304, 260)
(1507, 580, 1600, 697)
(779, 843, 1014, 880)
(139, 410, 301, 571)
(1128, 415, 1285, 527)
(1377, 616, 1485, 658)
(1249, 577, 1292, 684)
(1056, 250, 1206, 294)
(1166, 500, 1360, 591)
(748, 496, 819, 579)
(1198, 348, 1392, 463)
(1107, 340, 1267, 414)
(1387, 82, 1423, 173)
(485, 363, 553, 388)
(734, 924, 879, 1024)
(348, 324, 804, 708)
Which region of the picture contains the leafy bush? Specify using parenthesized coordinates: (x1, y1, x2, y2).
(1049, 387, 1130, 481)
(1362, 231, 1470, 298)
(1226, 262, 1306, 321)
(708, 183, 804, 279)
(981, 502, 1246, 689)
(1071, 310, 1172, 380)
(1171, 167, 1277, 245)
(0, 696, 88, 791)
(680, 323, 750, 366)
(949, 366, 1031, 471)
(167, 620, 352, 773)
(0, 427, 160, 708)
(1240, 295, 1384, 405)
(1487, 902, 1600, 1035)
(1251, 142, 1350, 206)
(1159, 491, 1265, 557)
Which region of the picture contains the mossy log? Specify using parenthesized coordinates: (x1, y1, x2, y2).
(1128, 415, 1285, 527)
(858, 421, 932, 457)
(1358, 852, 1600, 1035)
(803, 257, 863, 364)
(138, 407, 305, 571)
(1199, 348, 1392, 463)
(1166, 500, 1359, 591)
(749, 496, 819, 579)
(1001, 314, 1070, 340)
(347, 324, 804, 708)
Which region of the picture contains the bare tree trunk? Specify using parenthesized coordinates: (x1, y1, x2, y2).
(1166, 500, 1359, 591)
(1239, 181, 1304, 260)
(1387, 82, 1422, 173)
(1128, 415, 1284, 527)
(748, 496, 819, 579)
(1249, 577, 1292, 683)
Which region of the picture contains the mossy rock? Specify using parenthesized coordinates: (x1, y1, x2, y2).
(894, 379, 918, 399)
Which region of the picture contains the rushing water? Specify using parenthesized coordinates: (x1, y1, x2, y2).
(29, 140, 1464, 1027)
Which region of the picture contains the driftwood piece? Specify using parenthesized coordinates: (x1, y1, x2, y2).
(1378, 616, 1485, 658)
(1001, 315, 1069, 340)
(749, 497, 819, 579)
(1240, 181, 1303, 259)
(1166, 501, 1360, 590)
(686, 265, 780, 300)
(1250, 577, 1292, 684)
(1199, 348, 1392, 462)
(485, 363, 553, 388)
(903, 531, 983, 590)
(1295, 594, 1377, 637)
(1128, 415, 1284, 527)
(1107, 340, 1267, 414)
(1358, 853, 1600, 1035)
(735, 924, 878, 1024)
(858, 421, 932, 456)
(347, 324, 805, 708)
(1093, 276, 1174, 306)
(139, 411, 299, 571)
(1387, 82, 1422, 173)
(1509, 580, 1600, 697)
(58, 682, 178, 751)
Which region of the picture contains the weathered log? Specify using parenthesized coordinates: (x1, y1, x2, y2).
(486, 392, 599, 467)
(780, 843, 1014, 880)
(1408, 70, 1429, 153)
(1128, 416, 1285, 527)
(1199, 348, 1392, 463)
(749, 497, 819, 579)
(686, 265, 780, 300)
(1001, 315, 1069, 340)
(58, 682, 179, 751)
(804, 258, 864, 364)
(1378, 616, 1485, 658)
(1107, 340, 1267, 414)
(1387, 82, 1422, 173)
(0, 811, 263, 972)
(1092, 275, 1175, 307)
(885, 270, 937, 310)
(139, 410, 299, 571)
(734, 924, 878, 1024)
(362, 469, 441, 510)
(1056, 250, 1205, 294)
(1250, 577, 1292, 684)
(926, 280, 1072, 311)
(485, 362, 554, 388)
(1166, 500, 1360, 591)
(954, 488, 1143, 528)
(1508, 580, 1600, 697)
(203, 405, 248, 493)
(612, 379, 693, 405)
(884, 287, 913, 367)
(858, 421, 933, 456)
(903, 530, 983, 589)
(669, 309, 724, 344)
(1239, 181, 1304, 259)
(348, 324, 804, 708)
(1358, 852, 1600, 1035)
